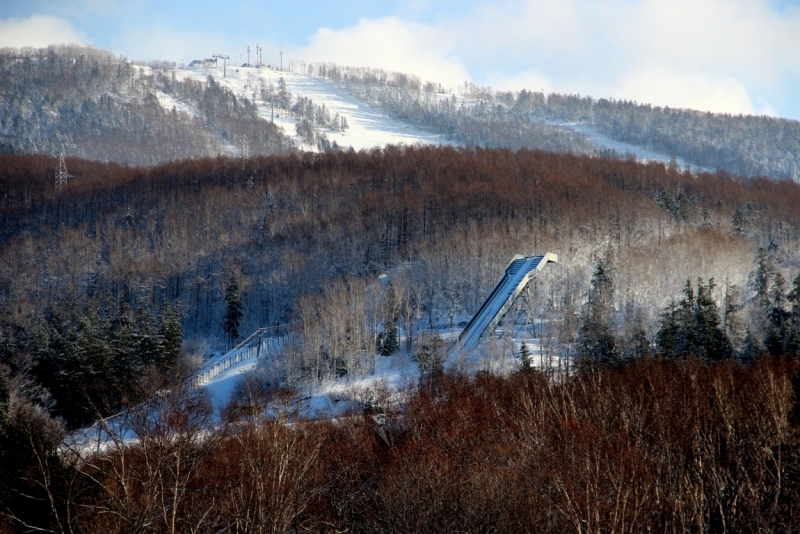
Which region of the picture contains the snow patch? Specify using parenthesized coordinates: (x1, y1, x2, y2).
(154, 91, 198, 117)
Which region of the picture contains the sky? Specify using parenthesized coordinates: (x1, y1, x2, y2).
(2, 0, 799, 120)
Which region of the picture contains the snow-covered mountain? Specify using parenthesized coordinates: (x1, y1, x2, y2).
(179, 63, 701, 169)
(2, 45, 799, 178)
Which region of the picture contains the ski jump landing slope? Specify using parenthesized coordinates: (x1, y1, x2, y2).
(455, 253, 558, 355)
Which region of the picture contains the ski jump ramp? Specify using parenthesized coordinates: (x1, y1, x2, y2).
(455, 253, 558, 355)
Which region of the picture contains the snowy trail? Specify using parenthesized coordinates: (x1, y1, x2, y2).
(176, 65, 454, 152)
(274, 71, 456, 151)
(541, 119, 711, 171)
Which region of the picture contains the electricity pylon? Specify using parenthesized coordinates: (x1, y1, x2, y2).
(55, 152, 72, 191)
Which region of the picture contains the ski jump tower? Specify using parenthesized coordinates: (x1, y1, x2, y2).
(454, 253, 558, 355)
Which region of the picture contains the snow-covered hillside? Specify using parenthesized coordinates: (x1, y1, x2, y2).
(169, 62, 711, 170)
(198, 325, 542, 414)
(178, 64, 456, 152)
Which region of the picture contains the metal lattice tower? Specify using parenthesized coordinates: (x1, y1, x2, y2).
(498, 282, 538, 338)
(55, 152, 72, 191)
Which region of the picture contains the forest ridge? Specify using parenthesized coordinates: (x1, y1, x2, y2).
(2, 45, 799, 179)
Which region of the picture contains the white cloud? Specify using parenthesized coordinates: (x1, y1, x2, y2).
(614, 66, 757, 114)
(0, 14, 87, 49)
(290, 16, 471, 89)
(458, 0, 800, 115)
(288, 0, 800, 117)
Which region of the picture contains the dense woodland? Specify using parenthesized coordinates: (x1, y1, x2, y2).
(0, 45, 291, 165)
(4, 147, 800, 530)
(307, 62, 800, 179)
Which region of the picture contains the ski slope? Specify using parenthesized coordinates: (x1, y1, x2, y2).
(176, 64, 456, 152)
(540, 119, 709, 171)
(165, 63, 712, 170)
(198, 325, 540, 415)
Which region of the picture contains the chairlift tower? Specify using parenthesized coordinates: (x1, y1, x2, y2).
(212, 54, 230, 77)
(55, 152, 72, 191)
(247, 45, 250, 66)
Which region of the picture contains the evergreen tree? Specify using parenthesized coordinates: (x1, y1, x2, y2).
(110, 297, 141, 404)
(763, 272, 793, 356)
(75, 302, 114, 413)
(518, 340, 533, 371)
(656, 279, 731, 360)
(577, 258, 619, 370)
(723, 282, 744, 352)
(693, 278, 732, 361)
(378, 284, 399, 356)
(655, 301, 679, 358)
(626, 309, 652, 359)
(784, 271, 800, 355)
(740, 328, 765, 363)
(134, 303, 159, 367)
(750, 247, 775, 310)
(223, 273, 244, 347)
(414, 332, 444, 386)
(788, 271, 800, 319)
(731, 209, 745, 233)
(158, 301, 183, 370)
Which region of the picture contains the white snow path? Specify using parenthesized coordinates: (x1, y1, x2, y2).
(541, 119, 711, 171)
(173, 65, 455, 152)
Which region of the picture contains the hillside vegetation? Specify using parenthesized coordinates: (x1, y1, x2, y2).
(0, 45, 291, 165)
(3, 45, 799, 180)
(309, 61, 800, 179)
(2, 146, 800, 424)
(4, 359, 800, 532)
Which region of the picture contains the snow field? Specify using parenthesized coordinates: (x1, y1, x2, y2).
(175, 64, 456, 153)
(199, 325, 554, 418)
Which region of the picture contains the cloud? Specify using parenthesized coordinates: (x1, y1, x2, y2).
(287, 0, 800, 117)
(456, 0, 800, 116)
(0, 14, 87, 48)
(290, 16, 471, 89)
(615, 66, 757, 115)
